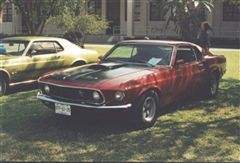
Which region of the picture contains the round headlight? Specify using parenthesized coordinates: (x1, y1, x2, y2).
(93, 91, 101, 101)
(115, 91, 125, 101)
(44, 85, 50, 94)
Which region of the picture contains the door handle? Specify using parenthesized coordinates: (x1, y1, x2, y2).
(55, 56, 60, 59)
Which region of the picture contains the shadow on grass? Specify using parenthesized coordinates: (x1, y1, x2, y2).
(161, 78, 240, 114)
(0, 78, 239, 161)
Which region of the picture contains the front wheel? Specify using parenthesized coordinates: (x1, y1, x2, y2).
(129, 90, 159, 129)
(0, 77, 7, 96)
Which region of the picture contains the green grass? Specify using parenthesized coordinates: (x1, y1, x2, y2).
(0, 47, 239, 161)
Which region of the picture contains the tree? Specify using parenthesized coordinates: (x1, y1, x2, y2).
(228, 0, 240, 5)
(162, 0, 214, 42)
(48, 0, 108, 48)
(10, 0, 66, 35)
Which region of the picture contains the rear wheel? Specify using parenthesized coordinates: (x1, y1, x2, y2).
(0, 77, 7, 96)
(72, 61, 86, 67)
(205, 74, 219, 98)
(129, 90, 159, 129)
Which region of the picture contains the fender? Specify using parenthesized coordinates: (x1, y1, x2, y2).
(71, 58, 87, 65)
(131, 85, 162, 109)
(137, 85, 161, 98)
(0, 68, 11, 81)
(209, 65, 220, 77)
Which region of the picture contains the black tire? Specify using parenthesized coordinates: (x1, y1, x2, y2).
(205, 74, 219, 98)
(0, 77, 7, 96)
(129, 90, 159, 129)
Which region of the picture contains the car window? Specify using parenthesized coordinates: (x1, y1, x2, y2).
(54, 42, 64, 52)
(176, 46, 197, 63)
(108, 45, 137, 59)
(28, 41, 63, 55)
(0, 40, 29, 56)
(192, 46, 203, 60)
(104, 44, 173, 66)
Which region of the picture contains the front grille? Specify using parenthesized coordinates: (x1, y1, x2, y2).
(39, 83, 104, 105)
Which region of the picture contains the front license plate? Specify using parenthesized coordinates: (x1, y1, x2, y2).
(55, 103, 71, 116)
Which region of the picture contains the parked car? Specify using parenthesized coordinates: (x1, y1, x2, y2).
(37, 40, 226, 128)
(0, 36, 100, 96)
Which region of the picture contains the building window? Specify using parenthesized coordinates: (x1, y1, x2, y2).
(223, 0, 240, 21)
(87, 0, 101, 16)
(125, 0, 127, 21)
(125, 0, 141, 21)
(3, 3, 12, 22)
(150, 0, 166, 21)
(134, 0, 141, 21)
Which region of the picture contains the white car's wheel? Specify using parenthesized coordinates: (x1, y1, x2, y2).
(0, 77, 7, 96)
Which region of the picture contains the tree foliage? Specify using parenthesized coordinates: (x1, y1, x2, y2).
(48, 0, 108, 47)
(162, 0, 214, 41)
(228, 0, 240, 5)
(11, 0, 67, 35)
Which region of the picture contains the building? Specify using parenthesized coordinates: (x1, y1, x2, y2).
(0, 0, 239, 42)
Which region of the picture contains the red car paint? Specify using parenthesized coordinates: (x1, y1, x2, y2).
(37, 40, 226, 110)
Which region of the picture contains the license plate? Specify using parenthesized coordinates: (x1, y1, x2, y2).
(55, 103, 71, 116)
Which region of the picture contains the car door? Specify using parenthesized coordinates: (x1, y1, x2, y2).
(169, 46, 202, 100)
(23, 41, 65, 79)
(191, 46, 208, 92)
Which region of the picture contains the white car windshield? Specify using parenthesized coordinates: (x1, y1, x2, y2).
(0, 40, 29, 56)
(103, 44, 173, 66)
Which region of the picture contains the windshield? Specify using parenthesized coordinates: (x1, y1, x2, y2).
(102, 44, 173, 66)
(0, 40, 29, 56)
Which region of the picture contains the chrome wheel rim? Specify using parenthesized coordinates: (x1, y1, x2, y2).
(142, 96, 156, 122)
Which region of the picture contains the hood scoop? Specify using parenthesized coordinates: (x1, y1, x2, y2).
(88, 63, 127, 71)
(48, 62, 130, 82)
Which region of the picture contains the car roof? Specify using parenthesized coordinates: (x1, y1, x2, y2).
(119, 40, 198, 46)
(2, 36, 66, 42)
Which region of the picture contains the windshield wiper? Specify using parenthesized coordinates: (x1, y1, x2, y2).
(102, 58, 128, 64)
(129, 59, 154, 67)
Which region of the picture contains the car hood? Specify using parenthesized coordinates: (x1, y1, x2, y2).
(41, 62, 157, 89)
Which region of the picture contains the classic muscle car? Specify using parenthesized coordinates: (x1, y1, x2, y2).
(0, 36, 100, 96)
(37, 40, 226, 128)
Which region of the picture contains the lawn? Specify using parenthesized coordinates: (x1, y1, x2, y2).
(0, 47, 239, 161)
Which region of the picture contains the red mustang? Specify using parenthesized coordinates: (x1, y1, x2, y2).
(37, 40, 226, 128)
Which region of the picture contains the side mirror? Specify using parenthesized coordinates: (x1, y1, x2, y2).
(175, 59, 185, 66)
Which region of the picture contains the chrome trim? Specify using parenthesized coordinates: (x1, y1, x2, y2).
(37, 92, 132, 109)
(38, 81, 106, 105)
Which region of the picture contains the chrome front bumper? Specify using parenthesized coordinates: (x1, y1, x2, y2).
(37, 92, 132, 110)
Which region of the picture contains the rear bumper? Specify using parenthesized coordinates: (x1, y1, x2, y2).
(37, 92, 132, 110)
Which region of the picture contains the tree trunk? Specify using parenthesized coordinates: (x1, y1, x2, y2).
(36, 18, 47, 35)
(80, 33, 85, 48)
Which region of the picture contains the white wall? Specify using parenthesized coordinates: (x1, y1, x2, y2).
(121, 0, 178, 38)
(212, 0, 240, 38)
(0, 4, 25, 35)
(1, 0, 239, 39)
